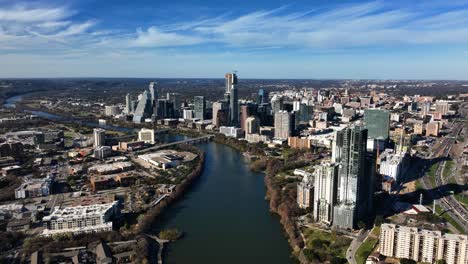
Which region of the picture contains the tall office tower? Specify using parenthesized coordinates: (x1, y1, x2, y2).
(364, 109, 390, 140)
(297, 172, 314, 209)
(257, 89, 269, 104)
(194, 96, 206, 120)
(131, 100, 138, 113)
(93, 128, 106, 148)
(313, 162, 339, 224)
(274, 110, 294, 139)
(167, 93, 180, 117)
(332, 124, 372, 229)
(133, 90, 153, 123)
(125, 93, 131, 114)
(156, 99, 174, 119)
(271, 95, 284, 115)
(292, 100, 301, 111)
(212, 101, 228, 127)
(240, 104, 256, 132)
(298, 103, 314, 123)
(421, 101, 431, 116)
(435, 100, 450, 115)
(224, 72, 239, 126)
(225, 72, 237, 94)
(149, 82, 157, 102)
(245, 116, 260, 134)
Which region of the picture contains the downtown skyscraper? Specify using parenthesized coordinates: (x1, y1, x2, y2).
(225, 72, 239, 126)
(194, 96, 206, 120)
(332, 124, 374, 229)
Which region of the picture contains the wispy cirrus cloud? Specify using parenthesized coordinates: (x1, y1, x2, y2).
(0, 5, 71, 22)
(131, 26, 204, 47)
(3, 1, 468, 52)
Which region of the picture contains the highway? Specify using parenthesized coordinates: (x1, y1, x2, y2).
(421, 115, 468, 233)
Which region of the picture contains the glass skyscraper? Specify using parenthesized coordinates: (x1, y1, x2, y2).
(332, 124, 374, 229)
(364, 109, 390, 140)
(194, 96, 206, 120)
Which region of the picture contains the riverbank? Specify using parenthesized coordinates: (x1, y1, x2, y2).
(136, 145, 206, 234)
(202, 134, 307, 261)
(4, 94, 294, 263)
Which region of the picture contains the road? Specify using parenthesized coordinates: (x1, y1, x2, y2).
(420, 115, 468, 233)
(346, 229, 370, 264)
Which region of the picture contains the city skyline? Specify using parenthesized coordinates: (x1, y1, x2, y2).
(2, 1, 468, 79)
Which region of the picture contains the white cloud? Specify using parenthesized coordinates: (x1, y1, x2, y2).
(131, 26, 204, 47)
(0, 6, 70, 23)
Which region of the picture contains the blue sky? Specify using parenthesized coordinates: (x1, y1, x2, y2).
(1, 0, 468, 79)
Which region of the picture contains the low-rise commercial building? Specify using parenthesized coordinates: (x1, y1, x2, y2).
(15, 175, 54, 199)
(288, 137, 311, 149)
(88, 162, 134, 175)
(219, 126, 244, 138)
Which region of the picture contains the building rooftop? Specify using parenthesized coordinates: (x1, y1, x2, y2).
(43, 201, 118, 222)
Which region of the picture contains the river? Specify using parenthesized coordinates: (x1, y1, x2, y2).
(4, 95, 294, 264)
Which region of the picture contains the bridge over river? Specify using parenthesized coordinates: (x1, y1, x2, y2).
(135, 135, 214, 154)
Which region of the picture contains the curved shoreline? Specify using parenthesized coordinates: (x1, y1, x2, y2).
(4, 94, 295, 263)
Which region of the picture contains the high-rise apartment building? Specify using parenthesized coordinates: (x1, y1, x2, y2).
(93, 128, 106, 148)
(229, 75, 239, 126)
(297, 172, 314, 209)
(380, 224, 468, 264)
(245, 116, 260, 134)
(435, 100, 450, 116)
(212, 101, 228, 127)
(271, 95, 284, 115)
(332, 124, 373, 229)
(240, 104, 256, 132)
(274, 110, 294, 139)
(194, 96, 206, 120)
(313, 162, 339, 224)
(364, 109, 390, 140)
(125, 93, 132, 114)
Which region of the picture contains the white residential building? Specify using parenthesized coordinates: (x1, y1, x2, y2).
(42, 201, 120, 237)
(313, 162, 338, 224)
(93, 128, 106, 148)
(297, 170, 314, 209)
(380, 224, 468, 264)
(274, 110, 293, 139)
(379, 149, 408, 182)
